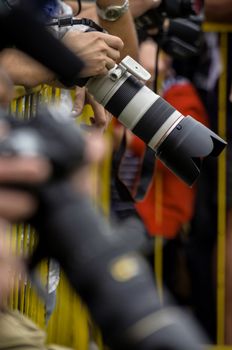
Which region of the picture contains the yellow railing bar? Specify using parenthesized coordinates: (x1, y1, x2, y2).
(209, 347, 232, 350)
(97, 130, 113, 217)
(154, 171, 164, 304)
(13, 85, 43, 99)
(217, 32, 228, 345)
(204, 22, 232, 33)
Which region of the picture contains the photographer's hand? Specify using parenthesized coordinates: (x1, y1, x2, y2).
(73, 86, 113, 133)
(66, 0, 139, 61)
(62, 31, 123, 77)
(0, 155, 51, 221)
(0, 68, 52, 221)
(0, 48, 56, 88)
(0, 114, 104, 220)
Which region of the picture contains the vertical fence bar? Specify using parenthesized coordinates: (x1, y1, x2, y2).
(217, 32, 228, 346)
(154, 171, 164, 303)
(98, 131, 113, 217)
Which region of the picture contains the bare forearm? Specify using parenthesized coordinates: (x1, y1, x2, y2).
(0, 49, 55, 88)
(79, 3, 98, 21)
(65, 1, 139, 60)
(96, 0, 139, 60)
(205, 0, 232, 21)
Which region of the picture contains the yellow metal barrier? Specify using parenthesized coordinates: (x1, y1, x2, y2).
(152, 22, 231, 349)
(154, 172, 164, 304)
(8, 85, 112, 349)
(203, 23, 230, 347)
(216, 32, 228, 346)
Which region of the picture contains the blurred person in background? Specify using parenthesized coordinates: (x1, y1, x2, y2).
(204, 0, 232, 344)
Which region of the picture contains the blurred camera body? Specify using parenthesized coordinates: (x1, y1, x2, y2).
(135, 0, 204, 59)
(0, 105, 86, 179)
(0, 107, 209, 350)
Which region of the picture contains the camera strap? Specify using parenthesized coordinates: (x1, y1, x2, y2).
(74, 0, 82, 16)
(113, 131, 156, 203)
(47, 16, 105, 33)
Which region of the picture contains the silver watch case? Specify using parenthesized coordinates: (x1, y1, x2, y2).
(97, 1, 129, 21)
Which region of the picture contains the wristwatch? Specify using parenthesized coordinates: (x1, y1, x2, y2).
(96, 0, 129, 22)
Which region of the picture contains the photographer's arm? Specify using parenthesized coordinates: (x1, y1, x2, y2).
(65, 0, 139, 60)
(205, 0, 232, 21)
(0, 30, 123, 87)
(0, 156, 51, 220)
(0, 48, 56, 88)
(96, 0, 139, 60)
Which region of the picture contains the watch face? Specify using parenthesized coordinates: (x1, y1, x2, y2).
(105, 7, 121, 20)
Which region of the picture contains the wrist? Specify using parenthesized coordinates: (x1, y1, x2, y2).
(96, 0, 130, 22)
(96, 0, 126, 6)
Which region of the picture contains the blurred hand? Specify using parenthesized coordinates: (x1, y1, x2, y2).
(0, 155, 51, 221)
(73, 86, 113, 133)
(0, 69, 52, 221)
(0, 116, 106, 218)
(70, 132, 106, 196)
(62, 31, 124, 77)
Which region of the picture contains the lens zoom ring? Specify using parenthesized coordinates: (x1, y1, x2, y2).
(105, 75, 144, 118)
(132, 98, 176, 144)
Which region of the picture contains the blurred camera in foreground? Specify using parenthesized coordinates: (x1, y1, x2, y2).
(87, 55, 226, 186)
(0, 106, 209, 350)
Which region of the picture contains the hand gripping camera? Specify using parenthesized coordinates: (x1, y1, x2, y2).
(0, 107, 208, 350)
(86, 55, 226, 186)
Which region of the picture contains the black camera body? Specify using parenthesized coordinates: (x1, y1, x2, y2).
(135, 0, 204, 59)
(0, 105, 86, 180)
(157, 0, 196, 18)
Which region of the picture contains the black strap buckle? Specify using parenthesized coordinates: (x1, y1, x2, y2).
(48, 15, 74, 27)
(47, 16, 106, 33)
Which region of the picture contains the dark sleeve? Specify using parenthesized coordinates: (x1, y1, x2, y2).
(0, 4, 86, 87)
